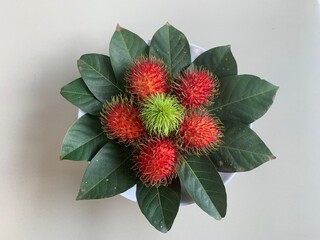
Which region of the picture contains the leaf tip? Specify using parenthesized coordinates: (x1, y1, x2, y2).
(116, 24, 122, 31)
(159, 228, 169, 234)
(157, 222, 170, 233)
(269, 155, 276, 160)
(76, 191, 86, 200)
(165, 22, 171, 26)
(272, 86, 280, 101)
(59, 154, 66, 160)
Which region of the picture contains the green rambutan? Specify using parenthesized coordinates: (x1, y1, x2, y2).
(100, 95, 145, 144)
(140, 93, 184, 136)
(125, 57, 168, 101)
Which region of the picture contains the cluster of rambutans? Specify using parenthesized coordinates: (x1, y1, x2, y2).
(100, 56, 223, 187)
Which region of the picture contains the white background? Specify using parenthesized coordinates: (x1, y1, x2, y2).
(1, 0, 319, 239)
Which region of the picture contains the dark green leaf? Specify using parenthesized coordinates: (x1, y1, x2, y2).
(60, 78, 103, 116)
(77, 54, 122, 102)
(60, 114, 108, 161)
(190, 45, 237, 77)
(149, 23, 191, 78)
(209, 121, 275, 172)
(178, 155, 227, 219)
(136, 180, 180, 233)
(209, 75, 279, 124)
(109, 25, 149, 83)
(77, 142, 137, 199)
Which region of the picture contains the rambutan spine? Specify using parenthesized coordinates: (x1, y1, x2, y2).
(100, 95, 145, 144)
(177, 110, 223, 154)
(140, 93, 185, 136)
(125, 56, 169, 101)
(133, 138, 180, 187)
(174, 67, 219, 108)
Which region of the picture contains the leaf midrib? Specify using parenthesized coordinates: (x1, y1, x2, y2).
(79, 153, 132, 198)
(156, 188, 168, 230)
(62, 132, 104, 159)
(119, 30, 134, 60)
(194, 46, 229, 73)
(182, 159, 221, 217)
(210, 87, 277, 111)
(79, 58, 123, 93)
(61, 90, 93, 97)
(214, 46, 229, 73)
(220, 145, 272, 158)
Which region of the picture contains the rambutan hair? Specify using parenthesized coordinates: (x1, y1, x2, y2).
(177, 110, 223, 154)
(100, 95, 145, 144)
(125, 56, 169, 101)
(174, 67, 219, 108)
(133, 138, 180, 187)
(140, 93, 184, 136)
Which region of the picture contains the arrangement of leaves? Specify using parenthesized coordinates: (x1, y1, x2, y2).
(60, 23, 278, 233)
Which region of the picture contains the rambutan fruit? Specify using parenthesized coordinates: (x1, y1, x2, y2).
(174, 67, 219, 108)
(100, 95, 145, 144)
(133, 138, 180, 187)
(125, 57, 168, 101)
(177, 110, 223, 154)
(140, 93, 184, 136)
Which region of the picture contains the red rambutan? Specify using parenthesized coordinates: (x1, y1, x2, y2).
(125, 57, 168, 101)
(100, 95, 145, 144)
(174, 67, 219, 108)
(177, 110, 223, 154)
(133, 138, 179, 187)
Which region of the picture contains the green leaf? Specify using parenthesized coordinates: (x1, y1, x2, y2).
(77, 54, 122, 102)
(136, 180, 180, 233)
(109, 25, 149, 83)
(77, 142, 137, 199)
(208, 75, 279, 124)
(190, 45, 237, 77)
(149, 23, 191, 78)
(209, 121, 275, 172)
(60, 78, 103, 116)
(178, 155, 227, 219)
(60, 114, 108, 161)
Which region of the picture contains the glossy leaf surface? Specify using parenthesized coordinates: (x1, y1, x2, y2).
(178, 155, 226, 219)
(191, 45, 237, 77)
(209, 121, 275, 172)
(136, 180, 180, 233)
(60, 78, 102, 116)
(149, 23, 191, 78)
(110, 25, 149, 83)
(209, 75, 279, 124)
(77, 54, 121, 102)
(60, 114, 107, 161)
(77, 142, 137, 199)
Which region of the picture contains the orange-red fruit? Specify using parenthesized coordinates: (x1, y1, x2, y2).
(125, 57, 168, 101)
(174, 68, 219, 108)
(100, 96, 144, 144)
(133, 138, 179, 187)
(178, 111, 223, 153)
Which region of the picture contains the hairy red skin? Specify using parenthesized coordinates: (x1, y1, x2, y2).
(178, 111, 223, 153)
(101, 97, 145, 144)
(174, 68, 218, 108)
(133, 138, 179, 187)
(125, 57, 168, 101)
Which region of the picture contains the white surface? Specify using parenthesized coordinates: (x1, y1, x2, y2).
(1, 0, 319, 239)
